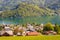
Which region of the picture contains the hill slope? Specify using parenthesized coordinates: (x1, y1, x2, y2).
(0, 3, 54, 18)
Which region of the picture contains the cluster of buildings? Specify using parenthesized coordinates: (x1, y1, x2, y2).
(0, 23, 57, 36)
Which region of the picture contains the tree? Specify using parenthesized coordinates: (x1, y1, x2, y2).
(13, 27, 19, 35)
(54, 24, 60, 34)
(43, 23, 54, 31)
(0, 26, 3, 31)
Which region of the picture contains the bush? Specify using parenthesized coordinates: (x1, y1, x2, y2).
(43, 23, 54, 31)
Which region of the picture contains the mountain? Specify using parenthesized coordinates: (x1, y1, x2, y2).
(0, 0, 60, 10)
(0, 0, 45, 11)
(0, 0, 19, 10)
(45, 0, 60, 10)
(0, 3, 54, 18)
(0, 0, 60, 24)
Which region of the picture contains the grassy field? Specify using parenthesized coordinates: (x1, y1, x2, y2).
(0, 35, 60, 40)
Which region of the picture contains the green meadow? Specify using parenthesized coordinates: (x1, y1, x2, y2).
(0, 35, 60, 40)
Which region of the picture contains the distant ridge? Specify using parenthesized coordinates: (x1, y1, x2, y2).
(0, 0, 60, 10)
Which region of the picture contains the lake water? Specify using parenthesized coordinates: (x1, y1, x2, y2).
(0, 15, 60, 24)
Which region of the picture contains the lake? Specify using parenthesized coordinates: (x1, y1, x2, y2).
(0, 15, 60, 24)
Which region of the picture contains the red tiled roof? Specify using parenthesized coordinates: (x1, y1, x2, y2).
(27, 32, 39, 36)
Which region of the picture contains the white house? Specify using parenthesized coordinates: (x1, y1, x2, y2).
(1, 27, 13, 36)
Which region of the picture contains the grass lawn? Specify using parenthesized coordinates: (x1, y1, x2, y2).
(0, 35, 60, 40)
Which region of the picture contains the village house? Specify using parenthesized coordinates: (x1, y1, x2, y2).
(27, 24, 35, 32)
(43, 31, 57, 35)
(25, 24, 40, 36)
(1, 26, 13, 36)
(34, 24, 44, 33)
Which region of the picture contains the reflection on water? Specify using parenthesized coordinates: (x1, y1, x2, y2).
(0, 15, 60, 24)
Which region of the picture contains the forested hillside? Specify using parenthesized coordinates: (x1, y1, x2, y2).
(0, 3, 55, 18)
